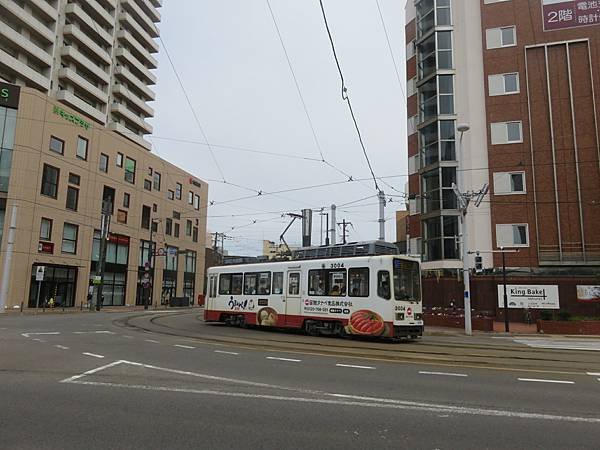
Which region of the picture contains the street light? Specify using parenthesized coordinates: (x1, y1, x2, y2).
(457, 123, 472, 335)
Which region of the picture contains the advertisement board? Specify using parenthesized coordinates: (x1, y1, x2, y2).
(497, 285, 560, 309)
(542, 0, 600, 31)
(576, 285, 600, 302)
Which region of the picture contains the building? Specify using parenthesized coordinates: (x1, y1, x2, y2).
(0, 0, 160, 149)
(262, 240, 298, 260)
(405, 0, 600, 315)
(395, 210, 409, 254)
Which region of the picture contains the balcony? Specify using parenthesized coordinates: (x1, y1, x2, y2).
(118, 11, 159, 53)
(114, 65, 155, 101)
(58, 67, 109, 104)
(111, 102, 153, 134)
(63, 24, 112, 65)
(116, 29, 158, 68)
(0, 0, 55, 44)
(28, 0, 59, 22)
(56, 90, 106, 124)
(79, 0, 116, 28)
(0, 49, 50, 91)
(121, 0, 159, 37)
(65, 3, 113, 47)
(108, 121, 151, 150)
(136, 0, 161, 23)
(115, 47, 156, 84)
(0, 21, 53, 67)
(61, 46, 110, 84)
(112, 83, 154, 117)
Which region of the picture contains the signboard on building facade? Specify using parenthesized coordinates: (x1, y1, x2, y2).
(0, 82, 21, 109)
(542, 0, 600, 31)
(576, 285, 600, 302)
(497, 284, 560, 309)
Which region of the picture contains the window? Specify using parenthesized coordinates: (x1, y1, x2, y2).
(272, 272, 283, 295)
(92, 231, 129, 265)
(148, 167, 153, 176)
(152, 203, 157, 213)
(219, 273, 243, 295)
(377, 271, 391, 300)
(491, 121, 523, 144)
(144, 179, 152, 191)
(49, 136, 64, 154)
(166, 246, 178, 271)
(288, 272, 300, 296)
(192, 226, 198, 243)
(188, 191, 193, 205)
(99, 153, 108, 173)
(102, 186, 115, 214)
(116, 152, 123, 167)
(175, 183, 182, 200)
(244, 272, 271, 295)
(501, 26, 516, 46)
(65, 186, 79, 211)
(123, 192, 130, 208)
(151, 220, 158, 232)
(186, 220, 192, 236)
(166, 218, 172, 236)
(348, 268, 369, 297)
(496, 224, 529, 247)
(174, 223, 180, 238)
(76, 136, 88, 160)
(423, 215, 459, 262)
(493, 171, 526, 195)
(124, 157, 136, 184)
(61, 223, 78, 254)
(41, 164, 59, 198)
(40, 218, 52, 240)
(406, 39, 415, 59)
(194, 194, 200, 210)
(117, 209, 127, 224)
(68, 173, 80, 185)
(139, 240, 155, 268)
(168, 190, 174, 200)
(185, 251, 196, 273)
(308, 269, 346, 296)
(173, 210, 181, 220)
(153, 172, 161, 191)
(141, 205, 151, 229)
(488, 73, 519, 96)
(486, 26, 516, 49)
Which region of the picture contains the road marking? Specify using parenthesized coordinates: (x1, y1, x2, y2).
(214, 350, 239, 355)
(419, 371, 468, 377)
(122, 335, 134, 339)
(82, 352, 105, 359)
(145, 339, 160, 344)
(266, 356, 301, 362)
(32, 338, 46, 342)
(61, 360, 124, 383)
(587, 372, 600, 376)
(21, 332, 60, 338)
(74, 331, 115, 335)
(173, 344, 195, 349)
(517, 378, 574, 385)
(514, 339, 600, 351)
(54, 345, 69, 350)
(336, 364, 375, 370)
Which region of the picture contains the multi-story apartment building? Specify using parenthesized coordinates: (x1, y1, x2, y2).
(0, 0, 160, 149)
(406, 0, 600, 314)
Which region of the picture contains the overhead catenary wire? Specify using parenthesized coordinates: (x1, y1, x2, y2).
(374, 0, 406, 103)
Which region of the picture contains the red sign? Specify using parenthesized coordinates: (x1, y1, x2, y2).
(543, 0, 600, 31)
(107, 234, 130, 245)
(38, 242, 54, 254)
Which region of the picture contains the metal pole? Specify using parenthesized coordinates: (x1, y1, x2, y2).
(145, 218, 154, 310)
(324, 214, 330, 246)
(35, 280, 41, 310)
(378, 190, 386, 241)
(502, 247, 509, 333)
(330, 204, 336, 245)
(0, 203, 17, 313)
(319, 209, 323, 246)
(96, 198, 111, 311)
(461, 212, 472, 336)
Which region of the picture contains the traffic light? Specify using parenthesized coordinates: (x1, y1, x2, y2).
(474, 253, 483, 274)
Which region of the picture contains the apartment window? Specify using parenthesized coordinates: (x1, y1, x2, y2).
(76, 136, 88, 160)
(175, 183, 182, 200)
(41, 164, 59, 198)
(153, 172, 161, 191)
(174, 223, 180, 238)
(185, 251, 197, 273)
(192, 226, 198, 243)
(68, 173, 80, 185)
(99, 153, 108, 173)
(49, 136, 64, 155)
(117, 209, 127, 224)
(61, 223, 78, 254)
(123, 192, 130, 208)
(141, 205, 151, 229)
(407, 77, 417, 97)
(416, 0, 435, 38)
(166, 218, 173, 236)
(102, 186, 115, 214)
(148, 167, 153, 176)
(406, 39, 416, 59)
(486, 26, 516, 49)
(124, 157, 136, 184)
(408, 154, 421, 175)
(173, 210, 181, 220)
(423, 215, 459, 262)
(188, 191, 193, 205)
(65, 186, 79, 211)
(166, 246, 178, 271)
(437, 31, 453, 69)
(168, 190, 174, 200)
(496, 224, 529, 247)
(153, 203, 157, 213)
(408, 115, 418, 136)
(40, 218, 52, 241)
(490, 121, 523, 144)
(488, 73, 519, 96)
(186, 220, 192, 236)
(194, 194, 200, 210)
(493, 172, 526, 195)
(144, 179, 152, 191)
(116, 152, 123, 167)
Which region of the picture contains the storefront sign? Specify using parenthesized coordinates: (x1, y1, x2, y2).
(38, 242, 54, 254)
(576, 285, 600, 302)
(0, 82, 20, 109)
(542, 0, 600, 31)
(52, 105, 92, 130)
(189, 178, 202, 188)
(497, 284, 560, 309)
(35, 266, 45, 282)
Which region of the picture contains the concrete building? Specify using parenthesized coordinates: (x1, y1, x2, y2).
(405, 0, 600, 315)
(0, 0, 160, 149)
(262, 240, 298, 260)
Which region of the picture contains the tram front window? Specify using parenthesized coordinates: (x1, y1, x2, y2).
(393, 259, 421, 302)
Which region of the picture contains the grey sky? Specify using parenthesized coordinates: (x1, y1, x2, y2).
(150, 0, 408, 255)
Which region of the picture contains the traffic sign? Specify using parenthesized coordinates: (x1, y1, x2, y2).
(35, 266, 45, 282)
(156, 248, 165, 257)
(167, 247, 177, 256)
(142, 273, 152, 289)
(93, 275, 102, 285)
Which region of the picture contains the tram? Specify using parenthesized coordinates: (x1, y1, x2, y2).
(204, 242, 423, 339)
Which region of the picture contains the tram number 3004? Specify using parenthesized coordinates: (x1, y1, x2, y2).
(330, 262, 344, 269)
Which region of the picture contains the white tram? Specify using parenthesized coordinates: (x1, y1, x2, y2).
(204, 246, 423, 339)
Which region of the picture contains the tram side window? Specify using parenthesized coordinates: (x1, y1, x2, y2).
(244, 272, 271, 295)
(328, 270, 346, 296)
(219, 274, 231, 295)
(308, 270, 326, 295)
(244, 273, 257, 295)
(231, 273, 243, 295)
(377, 271, 391, 300)
(272, 272, 283, 294)
(348, 268, 369, 297)
(309, 269, 347, 296)
(258, 272, 271, 295)
(288, 272, 300, 295)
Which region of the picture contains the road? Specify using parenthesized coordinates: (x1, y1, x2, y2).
(1, 310, 600, 450)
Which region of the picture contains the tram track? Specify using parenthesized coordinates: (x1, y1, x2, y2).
(113, 311, 600, 374)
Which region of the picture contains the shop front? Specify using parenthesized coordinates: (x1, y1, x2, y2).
(91, 232, 129, 306)
(29, 264, 77, 308)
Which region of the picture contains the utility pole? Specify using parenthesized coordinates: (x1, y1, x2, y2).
(324, 213, 330, 245)
(378, 190, 386, 241)
(95, 197, 112, 311)
(144, 217, 155, 310)
(0, 203, 17, 313)
(338, 219, 352, 244)
(330, 204, 337, 245)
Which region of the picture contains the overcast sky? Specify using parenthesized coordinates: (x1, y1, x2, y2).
(150, 0, 408, 255)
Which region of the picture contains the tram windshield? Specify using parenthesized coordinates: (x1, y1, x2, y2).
(393, 259, 421, 302)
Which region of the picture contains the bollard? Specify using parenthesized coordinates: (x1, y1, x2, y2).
(20, 301, 23, 313)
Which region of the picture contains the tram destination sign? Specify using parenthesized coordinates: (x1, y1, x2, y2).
(542, 0, 600, 31)
(497, 284, 560, 309)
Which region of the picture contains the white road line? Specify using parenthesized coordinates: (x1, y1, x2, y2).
(173, 344, 195, 349)
(587, 372, 600, 376)
(419, 371, 468, 378)
(32, 338, 46, 342)
(82, 352, 105, 359)
(61, 360, 124, 383)
(21, 332, 60, 338)
(122, 335, 134, 339)
(145, 339, 160, 344)
(54, 345, 69, 350)
(518, 378, 574, 385)
(336, 364, 375, 370)
(266, 356, 301, 362)
(214, 350, 239, 355)
(73, 331, 115, 335)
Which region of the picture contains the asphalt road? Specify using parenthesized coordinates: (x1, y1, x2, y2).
(1, 310, 600, 450)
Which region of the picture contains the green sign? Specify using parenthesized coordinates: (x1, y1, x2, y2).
(53, 105, 92, 130)
(0, 82, 20, 109)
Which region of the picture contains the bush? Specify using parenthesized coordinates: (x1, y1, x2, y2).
(557, 310, 571, 321)
(539, 310, 554, 321)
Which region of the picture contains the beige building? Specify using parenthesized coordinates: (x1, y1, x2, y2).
(262, 240, 298, 259)
(0, 0, 161, 149)
(0, 84, 208, 310)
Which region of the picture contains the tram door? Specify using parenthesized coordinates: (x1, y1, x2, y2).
(207, 274, 217, 310)
(285, 271, 301, 325)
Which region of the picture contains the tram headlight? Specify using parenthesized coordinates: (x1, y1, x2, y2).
(395, 313, 405, 321)
(414, 313, 422, 321)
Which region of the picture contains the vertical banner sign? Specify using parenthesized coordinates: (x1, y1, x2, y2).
(543, 0, 600, 31)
